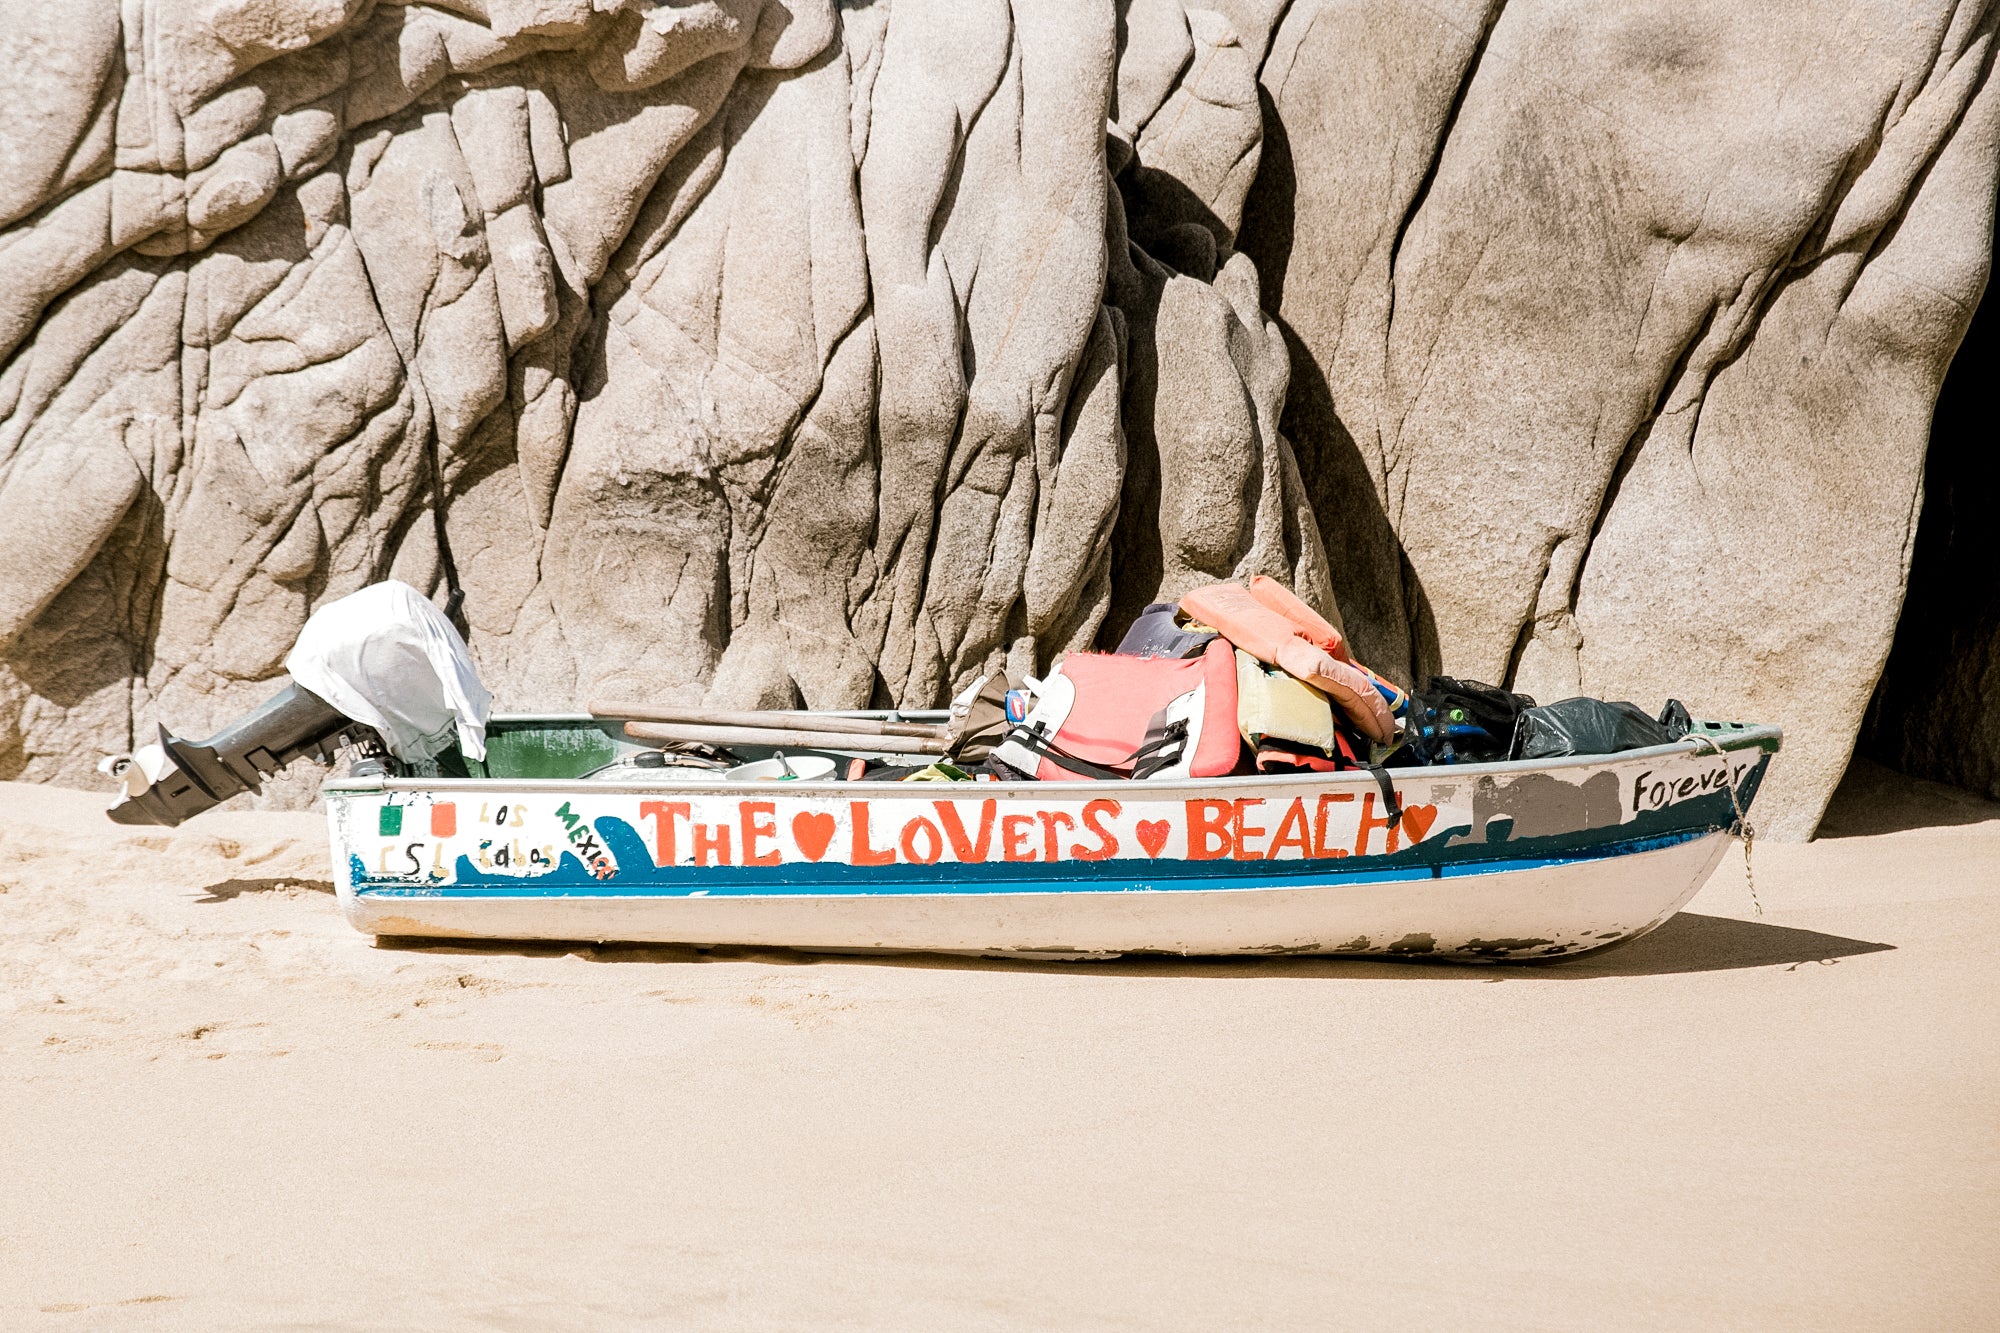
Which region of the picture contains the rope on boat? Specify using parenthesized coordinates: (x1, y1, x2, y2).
(1689, 733, 1762, 918)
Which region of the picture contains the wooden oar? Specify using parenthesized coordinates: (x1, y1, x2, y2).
(622, 720, 951, 756)
(591, 700, 950, 741)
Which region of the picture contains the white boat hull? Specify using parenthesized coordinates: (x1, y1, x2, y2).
(343, 830, 1732, 959)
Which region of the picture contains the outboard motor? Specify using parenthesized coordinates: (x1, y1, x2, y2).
(101, 579, 490, 828)
(102, 682, 387, 827)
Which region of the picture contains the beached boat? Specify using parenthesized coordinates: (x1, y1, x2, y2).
(324, 713, 1779, 961)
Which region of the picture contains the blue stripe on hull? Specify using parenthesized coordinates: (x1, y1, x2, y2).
(352, 825, 1714, 900)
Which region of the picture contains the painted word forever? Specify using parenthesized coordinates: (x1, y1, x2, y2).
(1630, 758, 1754, 813)
(635, 794, 1439, 869)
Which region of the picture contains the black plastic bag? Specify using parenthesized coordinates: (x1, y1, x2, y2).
(1511, 697, 1678, 760)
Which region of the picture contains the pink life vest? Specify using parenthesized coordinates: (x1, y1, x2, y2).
(992, 639, 1241, 781)
(1179, 580, 1400, 744)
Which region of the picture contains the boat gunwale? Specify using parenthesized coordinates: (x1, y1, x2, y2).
(321, 721, 1782, 797)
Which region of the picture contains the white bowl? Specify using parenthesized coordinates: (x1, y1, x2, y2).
(724, 755, 839, 783)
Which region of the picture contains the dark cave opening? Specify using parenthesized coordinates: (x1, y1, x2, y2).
(1853, 213, 2000, 803)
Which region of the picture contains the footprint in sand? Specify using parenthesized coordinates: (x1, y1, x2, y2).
(405, 973, 512, 1017)
(413, 1040, 504, 1062)
(41, 1296, 179, 1313)
(170, 1020, 284, 1059)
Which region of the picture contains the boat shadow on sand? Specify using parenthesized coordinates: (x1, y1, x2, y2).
(364, 912, 1893, 980)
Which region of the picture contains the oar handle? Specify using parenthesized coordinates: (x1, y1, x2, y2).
(591, 701, 949, 741)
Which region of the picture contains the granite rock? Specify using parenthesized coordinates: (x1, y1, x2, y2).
(1240, 0, 1999, 837)
(0, 0, 1992, 839)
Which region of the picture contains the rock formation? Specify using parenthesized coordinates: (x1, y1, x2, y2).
(0, 0, 1993, 837)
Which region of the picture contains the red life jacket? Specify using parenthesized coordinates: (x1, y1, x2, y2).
(992, 638, 1241, 780)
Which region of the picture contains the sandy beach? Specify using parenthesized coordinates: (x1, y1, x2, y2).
(3, 763, 1996, 1329)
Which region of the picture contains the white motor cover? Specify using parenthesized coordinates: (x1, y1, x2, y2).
(284, 581, 492, 762)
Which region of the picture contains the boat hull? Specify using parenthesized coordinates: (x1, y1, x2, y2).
(342, 832, 1732, 959)
(325, 721, 1777, 961)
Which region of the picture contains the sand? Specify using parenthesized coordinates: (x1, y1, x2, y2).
(2, 761, 1996, 1329)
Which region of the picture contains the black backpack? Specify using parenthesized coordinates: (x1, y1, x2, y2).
(1401, 676, 1537, 765)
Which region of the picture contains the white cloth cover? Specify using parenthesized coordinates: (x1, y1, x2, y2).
(284, 581, 492, 762)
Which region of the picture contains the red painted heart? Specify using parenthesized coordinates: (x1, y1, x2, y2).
(1400, 803, 1438, 843)
(1135, 819, 1171, 858)
(791, 811, 836, 862)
